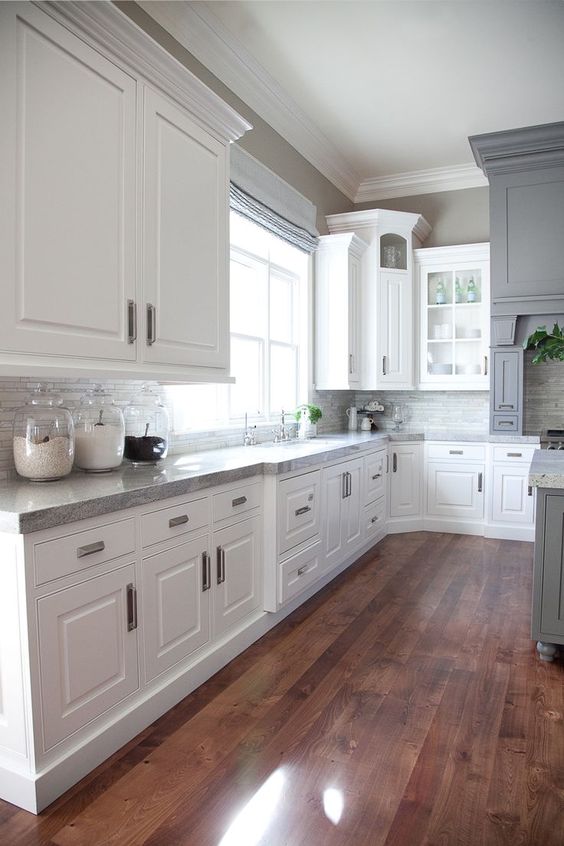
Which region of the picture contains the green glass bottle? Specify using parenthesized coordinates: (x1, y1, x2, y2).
(455, 277, 463, 303)
(467, 277, 477, 303)
(435, 278, 446, 305)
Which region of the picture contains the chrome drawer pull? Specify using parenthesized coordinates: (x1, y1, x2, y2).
(169, 514, 189, 528)
(217, 546, 226, 584)
(370, 516, 379, 524)
(232, 496, 247, 507)
(297, 565, 308, 576)
(498, 404, 514, 409)
(202, 552, 211, 592)
(371, 473, 382, 480)
(295, 505, 311, 516)
(449, 450, 463, 455)
(77, 540, 105, 558)
(507, 452, 522, 458)
(126, 583, 137, 632)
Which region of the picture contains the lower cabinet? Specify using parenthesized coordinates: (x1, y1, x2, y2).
(389, 442, 422, 519)
(37, 563, 139, 750)
(491, 464, 534, 524)
(322, 456, 363, 572)
(142, 535, 210, 683)
(426, 462, 484, 520)
(532, 490, 564, 659)
(213, 515, 262, 639)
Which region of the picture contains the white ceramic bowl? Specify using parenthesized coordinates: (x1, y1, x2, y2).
(429, 363, 453, 375)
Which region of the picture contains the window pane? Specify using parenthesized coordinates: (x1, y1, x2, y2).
(165, 384, 222, 431)
(230, 212, 269, 259)
(269, 234, 309, 275)
(270, 343, 297, 413)
(230, 254, 266, 337)
(229, 336, 263, 419)
(270, 271, 294, 343)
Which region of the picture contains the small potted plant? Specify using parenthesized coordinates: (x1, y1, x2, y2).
(295, 404, 322, 438)
(525, 323, 564, 363)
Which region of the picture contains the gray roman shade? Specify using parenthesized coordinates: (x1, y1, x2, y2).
(229, 145, 319, 253)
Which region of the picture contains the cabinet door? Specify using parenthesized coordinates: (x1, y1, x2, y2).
(322, 463, 346, 571)
(378, 272, 413, 388)
(347, 252, 361, 384)
(492, 349, 521, 413)
(277, 470, 321, 557)
(426, 462, 484, 520)
(37, 564, 139, 750)
(343, 458, 363, 553)
(142, 87, 229, 371)
(539, 495, 564, 638)
(389, 444, 421, 518)
(0, 4, 137, 361)
(214, 516, 262, 638)
(142, 537, 211, 682)
(491, 465, 534, 525)
(363, 449, 386, 505)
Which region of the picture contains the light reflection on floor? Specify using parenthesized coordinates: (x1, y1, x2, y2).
(217, 769, 286, 846)
(323, 787, 344, 825)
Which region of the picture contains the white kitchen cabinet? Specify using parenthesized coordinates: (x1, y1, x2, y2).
(322, 457, 363, 572)
(277, 469, 321, 556)
(315, 233, 367, 389)
(487, 444, 536, 540)
(389, 442, 423, 519)
(142, 536, 211, 682)
(363, 447, 387, 504)
(325, 208, 431, 390)
(142, 87, 229, 371)
(0, 2, 137, 363)
(37, 563, 139, 750)
(213, 515, 262, 639)
(0, 2, 249, 381)
(415, 244, 490, 389)
(426, 462, 484, 520)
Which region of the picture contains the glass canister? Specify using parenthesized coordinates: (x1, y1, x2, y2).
(73, 385, 125, 472)
(123, 385, 169, 465)
(13, 384, 74, 481)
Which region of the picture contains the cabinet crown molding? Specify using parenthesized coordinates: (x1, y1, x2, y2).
(470, 121, 564, 177)
(326, 208, 431, 243)
(317, 232, 369, 257)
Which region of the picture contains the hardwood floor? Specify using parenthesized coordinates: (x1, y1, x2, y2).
(2, 532, 563, 846)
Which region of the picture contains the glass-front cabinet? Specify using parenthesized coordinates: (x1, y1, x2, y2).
(415, 243, 490, 389)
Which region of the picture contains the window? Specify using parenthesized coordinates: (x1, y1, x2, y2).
(166, 212, 310, 433)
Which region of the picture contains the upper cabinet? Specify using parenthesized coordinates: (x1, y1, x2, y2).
(0, 2, 250, 382)
(415, 243, 490, 390)
(324, 209, 431, 391)
(315, 233, 367, 390)
(470, 122, 564, 316)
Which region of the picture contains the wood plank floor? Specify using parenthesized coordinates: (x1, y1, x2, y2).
(2, 531, 564, 846)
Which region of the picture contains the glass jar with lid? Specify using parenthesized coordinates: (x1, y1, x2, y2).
(13, 384, 74, 481)
(73, 385, 125, 473)
(123, 385, 169, 465)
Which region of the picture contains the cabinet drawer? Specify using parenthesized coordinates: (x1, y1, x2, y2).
(213, 482, 262, 524)
(34, 518, 136, 585)
(279, 541, 323, 605)
(141, 497, 210, 548)
(363, 497, 386, 542)
(278, 470, 321, 557)
(492, 445, 536, 463)
(426, 443, 486, 462)
(363, 449, 386, 505)
(492, 415, 519, 432)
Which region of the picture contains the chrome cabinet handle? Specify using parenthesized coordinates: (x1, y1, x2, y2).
(216, 546, 226, 585)
(77, 540, 105, 559)
(202, 552, 211, 592)
(478, 472, 483, 493)
(507, 452, 522, 458)
(449, 450, 463, 455)
(147, 303, 156, 345)
(498, 404, 514, 410)
(169, 514, 189, 528)
(498, 421, 513, 426)
(295, 505, 311, 516)
(382, 355, 387, 376)
(484, 355, 488, 376)
(370, 515, 379, 524)
(349, 353, 353, 374)
(126, 583, 137, 632)
(232, 496, 247, 507)
(386, 453, 389, 474)
(127, 299, 137, 344)
(297, 565, 308, 576)
(392, 452, 397, 473)
(528, 486, 533, 497)
(371, 473, 382, 480)
(342, 472, 348, 499)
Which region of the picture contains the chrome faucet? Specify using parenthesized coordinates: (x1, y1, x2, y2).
(243, 413, 256, 446)
(272, 408, 291, 443)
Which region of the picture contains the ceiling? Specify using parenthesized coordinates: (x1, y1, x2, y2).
(141, 1, 564, 201)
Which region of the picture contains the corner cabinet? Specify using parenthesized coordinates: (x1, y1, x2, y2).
(415, 244, 490, 390)
(315, 233, 367, 389)
(324, 209, 431, 390)
(0, 2, 250, 382)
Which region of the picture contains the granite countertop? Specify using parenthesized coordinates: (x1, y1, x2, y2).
(529, 450, 564, 490)
(0, 429, 541, 534)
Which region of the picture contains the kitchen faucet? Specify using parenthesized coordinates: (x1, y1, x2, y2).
(272, 409, 292, 443)
(243, 412, 256, 446)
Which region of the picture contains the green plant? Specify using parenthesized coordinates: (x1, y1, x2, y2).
(294, 404, 322, 425)
(524, 323, 564, 364)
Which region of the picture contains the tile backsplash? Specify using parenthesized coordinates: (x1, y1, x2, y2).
(523, 352, 564, 434)
(353, 390, 490, 433)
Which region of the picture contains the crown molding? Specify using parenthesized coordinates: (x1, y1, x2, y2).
(355, 163, 488, 202)
(138, 0, 360, 200)
(470, 121, 564, 176)
(326, 208, 431, 243)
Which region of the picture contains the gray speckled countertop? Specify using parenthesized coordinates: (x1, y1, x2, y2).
(529, 450, 564, 490)
(0, 429, 541, 534)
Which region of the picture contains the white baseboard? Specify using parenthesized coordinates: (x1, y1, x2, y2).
(387, 518, 424, 534)
(484, 523, 535, 542)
